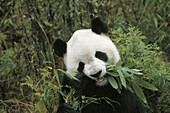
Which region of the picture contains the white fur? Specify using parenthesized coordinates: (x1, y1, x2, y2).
(84, 58, 106, 80)
(64, 29, 120, 86)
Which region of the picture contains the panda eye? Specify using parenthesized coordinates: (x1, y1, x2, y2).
(95, 51, 108, 62)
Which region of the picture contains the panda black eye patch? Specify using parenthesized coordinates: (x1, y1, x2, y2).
(95, 51, 108, 62)
(77, 62, 85, 72)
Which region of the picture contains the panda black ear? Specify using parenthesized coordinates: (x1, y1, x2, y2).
(77, 62, 85, 73)
(53, 39, 67, 57)
(91, 17, 109, 34)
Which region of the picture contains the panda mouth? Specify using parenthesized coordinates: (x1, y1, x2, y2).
(95, 74, 108, 86)
(96, 75, 106, 82)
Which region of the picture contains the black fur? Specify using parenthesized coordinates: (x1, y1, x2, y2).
(91, 17, 109, 34)
(90, 70, 102, 78)
(95, 51, 108, 62)
(53, 39, 67, 57)
(77, 62, 85, 72)
(57, 72, 146, 113)
(57, 103, 79, 113)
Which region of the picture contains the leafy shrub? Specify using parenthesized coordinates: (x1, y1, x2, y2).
(0, 0, 169, 112)
(111, 27, 170, 113)
(107, 60, 158, 104)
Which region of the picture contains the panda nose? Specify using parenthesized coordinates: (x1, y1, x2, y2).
(91, 70, 102, 78)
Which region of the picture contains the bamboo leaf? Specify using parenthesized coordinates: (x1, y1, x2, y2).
(57, 69, 79, 81)
(138, 79, 159, 91)
(156, 14, 164, 21)
(107, 72, 120, 77)
(126, 84, 134, 93)
(44, 21, 52, 27)
(116, 60, 123, 66)
(124, 61, 136, 67)
(122, 70, 132, 77)
(36, 72, 49, 86)
(131, 69, 142, 72)
(123, 68, 143, 75)
(54, 70, 61, 87)
(166, 76, 170, 81)
(108, 76, 118, 89)
(106, 65, 115, 69)
(132, 83, 147, 104)
(153, 16, 158, 28)
(117, 70, 126, 88)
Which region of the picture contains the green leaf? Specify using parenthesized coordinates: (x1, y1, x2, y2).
(116, 78, 122, 93)
(117, 70, 126, 88)
(108, 76, 118, 89)
(82, 96, 85, 100)
(150, 0, 156, 7)
(106, 65, 115, 69)
(72, 98, 80, 110)
(123, 68, 143, 75)
(44, 21, 52, 27)
(138, 79, 159, 91)
(132, 83, 147, 104)
(166, 76, 170, 81)
(153, 16, 158, 28)
(54, 70, 61, 87)
(57, 69, 79, 81)
(36, 72, 49, 86)
(156, 14, 164, 21)
(126, 84, 134, 93)
(116, 60, 123, 67)
(131, 69, 142, 72)
(122, 70, 132, 77)
(124, 61, 136, 67)
(107, 72, 120, 77)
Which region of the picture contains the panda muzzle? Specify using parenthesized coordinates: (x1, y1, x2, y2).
(91, 70, 102, 78)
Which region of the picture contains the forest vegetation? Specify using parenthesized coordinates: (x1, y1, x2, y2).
(0, 0, 169, 113)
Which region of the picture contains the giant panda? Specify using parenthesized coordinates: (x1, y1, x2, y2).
(53, 18, 146, 113)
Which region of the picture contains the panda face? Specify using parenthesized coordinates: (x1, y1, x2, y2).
(53, 18, 120, 87)
(66, 29, 120, 77)
(53, 29, 120, 86)
(77, 51, 109, 86)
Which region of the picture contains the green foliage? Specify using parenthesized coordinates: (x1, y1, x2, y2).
(112, 27, 170, 112)
(0, 49, 16, 72)
(107, 60, 158, 104)
(20, 66, 61, 113)
(0, 0, 169, 113)
(57, 69, 80, 82)
(112, 27, 170, 86)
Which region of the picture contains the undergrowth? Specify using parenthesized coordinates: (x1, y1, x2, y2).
(0, 0, 169, 112)
(111, 27, 170, 113)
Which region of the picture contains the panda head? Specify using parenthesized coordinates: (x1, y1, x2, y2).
(77, 50, 110, 86)
(53, 17, 120, 86)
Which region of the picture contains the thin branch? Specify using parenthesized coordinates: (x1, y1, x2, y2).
(30, 15, 56, 73)
(0, 8, 11, 28)
(0, 99, 33, 108)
